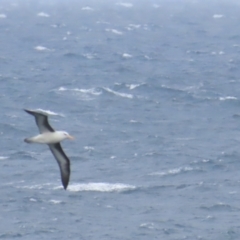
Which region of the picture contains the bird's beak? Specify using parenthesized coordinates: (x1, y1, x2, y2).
(68, 135, 74, 140)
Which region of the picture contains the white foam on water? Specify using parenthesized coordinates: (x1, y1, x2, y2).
(0, 156, 9, 160)
(129, 24, 141, 28)
(57, 87, 102, 101)
(58, 87, 102, 96)
(81, 7, 94, 11)
(103, 87, 133, 99)
(49, 199, 62, 204)
(34, 46, 53, 52)
(55, 182, 136, 192)
(82, 53, 96, 59)
(122, 53, 132, 58)
(37, 12, 50, 17)
(116, 2, 133, 8)
(126, 83, 145, 90)
(140, 222, 155, 229)
(219, 96, 237, 101)
(29, 198, 37, 202)
(126, 24, 141, 30)
(84, 146, 95, 151)
(150, 166, 195, 176)
(213, 14, 224, 19)
(106, 29, 123, 35)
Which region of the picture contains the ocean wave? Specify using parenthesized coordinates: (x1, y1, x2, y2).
(34, 46, 54, 52)
(116, 2, 133, 8)
(57, 86, 134, 99)
(122, 53, 133, 59)
(149, 166, 197, 176)
(55, 182, 136, 193)
(82, 53, 96, 59)
(103, 87, 133, 99)
(200, 202, 237, 212)
(57, 86, 137, 100)
(10, 151, 38, 160)
(105, 29, 123, 35)
(139, 222, 155, 229)
(37, 12, 50, 17)
(219, 96, 238, 101)
(81, 7, 94, 11)
(49, 199, 63, 204)
(0, 156, 8, 160)
(58, 87, 102, 95)
(213, 14, 224, 19)
(17, 183, 53, 190)
(126, 83, 146, 90)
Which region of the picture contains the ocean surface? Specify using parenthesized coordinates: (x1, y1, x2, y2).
(1, 0, 240, 239)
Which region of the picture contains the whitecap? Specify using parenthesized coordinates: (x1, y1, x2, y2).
(57, 87, 102, 101)
(49, 199, 62, 204)
(140, 222, 155, 229)
(58, 87, 67, 91)
(144, 55, 151, 60)
(116, 2, 133, 8)
(106, 29, 123, 35)
(82, 53, 95, 59)
(122, 53, 132, 58)
(81, 7, 94, 11)
(75, 88, 102, 95)
(55, 182, 136, 192)
(19, 184, 45, 190)
(128, 24, 140, 29)
(84, 146, 94, 150)
(0, 156, 9, 160)
(0, 14, 7, 18)
(37, 12, 50, 17)
(34, 46, 53, 52)
(126, 24, 141, 30)
(103, 87, 133, 99)
(219, 96, 237, 101)
(58, 87, 102, 96)
(29, 198, 37, 202)
(150, 166, 195, 176)
(213, 14, 224, 19)
(126, 83, 145, 90)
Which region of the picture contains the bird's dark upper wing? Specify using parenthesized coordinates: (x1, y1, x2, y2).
(48, 143, 70, 190)
(24, 109, 54, 133)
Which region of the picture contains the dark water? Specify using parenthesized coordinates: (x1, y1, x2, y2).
(1, 0, 240, 239)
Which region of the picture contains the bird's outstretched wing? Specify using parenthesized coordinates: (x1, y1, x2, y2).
(48, 143, 70, 190)
(24, 109, 54, 133)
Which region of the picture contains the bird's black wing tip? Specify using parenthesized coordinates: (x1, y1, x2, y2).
(24, 109, 33, 114)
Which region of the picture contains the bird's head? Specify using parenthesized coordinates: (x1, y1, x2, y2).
(59, 131, 74, 141)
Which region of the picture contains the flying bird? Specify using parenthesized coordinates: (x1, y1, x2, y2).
(24, 109, 74, 190)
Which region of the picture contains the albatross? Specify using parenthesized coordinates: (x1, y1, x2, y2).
(24, 109, 74, 190)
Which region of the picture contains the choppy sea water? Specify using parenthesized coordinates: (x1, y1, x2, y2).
(1, 0, 240, 239)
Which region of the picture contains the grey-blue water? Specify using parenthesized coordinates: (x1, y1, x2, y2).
(1, 0, 240, 239)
